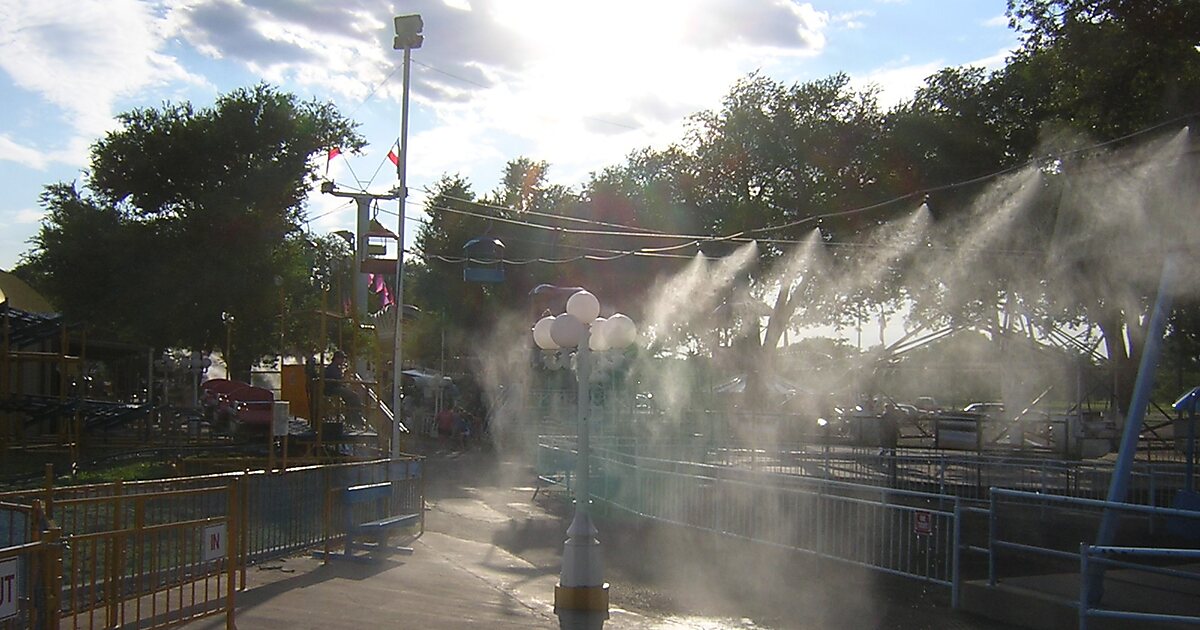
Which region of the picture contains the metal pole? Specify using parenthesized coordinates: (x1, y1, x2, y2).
(1090, 254, 1178, 600)
(1186, 405, 1196, 493)
(390, 45, 411, 460)
(558, 328, 605, 601)
(354, 196, 370, 320)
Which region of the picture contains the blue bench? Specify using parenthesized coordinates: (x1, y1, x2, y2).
(341, 482, 420, 559)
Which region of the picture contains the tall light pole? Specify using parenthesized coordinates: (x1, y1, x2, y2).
(532, 290, 637, 615)
(390, 14, 422, 460)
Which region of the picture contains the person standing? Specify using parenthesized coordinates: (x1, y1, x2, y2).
(324, 351, 363, 427)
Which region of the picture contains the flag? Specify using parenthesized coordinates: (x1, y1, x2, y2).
(325, 147, 341, 175)
(387, 147, 399, 166)
(381, 282, 395, 308)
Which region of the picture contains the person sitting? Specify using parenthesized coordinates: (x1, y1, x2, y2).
(324, 351, 363, 427)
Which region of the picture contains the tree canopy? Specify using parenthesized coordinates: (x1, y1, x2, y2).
(20, 84, 364, 377)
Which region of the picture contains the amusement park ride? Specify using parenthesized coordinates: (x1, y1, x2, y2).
(0, 266, 421, 479)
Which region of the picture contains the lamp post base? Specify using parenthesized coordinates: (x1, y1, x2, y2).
(554, 583, 609, 613)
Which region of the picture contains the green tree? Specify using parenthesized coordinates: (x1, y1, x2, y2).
(21, 84, 364, 378)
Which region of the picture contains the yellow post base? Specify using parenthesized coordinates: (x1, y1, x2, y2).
(554, 583, 610, 613)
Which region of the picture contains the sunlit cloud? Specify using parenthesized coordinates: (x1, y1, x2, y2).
(833, 10, 873, 30)
(854, 58, 944, 109)
(0, 0, 202, 139)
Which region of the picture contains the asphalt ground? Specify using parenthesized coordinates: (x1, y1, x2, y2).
(187, 446, 1013, 629)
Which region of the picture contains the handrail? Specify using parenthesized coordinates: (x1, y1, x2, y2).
(991, 487, 1200, 519)
(1079, 545, 1200, 630)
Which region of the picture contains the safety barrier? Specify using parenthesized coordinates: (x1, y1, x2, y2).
(59, 481, 238, 629)
(1078, 545, 1200, 629)
(0, 456, 423, 629)
(546, 436, 1199, 506)
(0, 503, 60, 630)
(571, 443, 960, 586)
(538, 435, 1200, 622)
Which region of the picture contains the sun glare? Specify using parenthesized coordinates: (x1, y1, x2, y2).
(491, 1, 711, 110)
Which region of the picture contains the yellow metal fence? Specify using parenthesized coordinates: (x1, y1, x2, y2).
(0, 456, 423, 629)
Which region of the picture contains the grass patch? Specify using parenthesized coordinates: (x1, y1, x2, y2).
(68, 461, 177, 485)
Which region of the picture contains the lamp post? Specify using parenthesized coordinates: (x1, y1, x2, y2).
(390, 13, 422, 460)
(532, 290, 637, 615)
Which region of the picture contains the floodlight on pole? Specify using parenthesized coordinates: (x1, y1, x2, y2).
(390, 13, 422, 460)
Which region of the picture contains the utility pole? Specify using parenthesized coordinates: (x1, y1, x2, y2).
(391, 13, 422, 460)
(319, 182, 397, 320)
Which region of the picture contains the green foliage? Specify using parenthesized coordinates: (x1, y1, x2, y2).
(22, 85, 364, 376)
(1005, 0, 1200, 139)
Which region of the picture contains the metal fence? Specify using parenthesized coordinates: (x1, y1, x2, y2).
(0, 522, 60, 630)
(1079, 545, 1200, 629)
(540, 439, 961, 587)
(0, 456, 424, 629)
(538, 435, 1200, 626)
(548, 436, 1199, 506)
(982, 488, 1200, 624)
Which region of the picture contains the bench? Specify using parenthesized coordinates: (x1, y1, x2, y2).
(533, 445, 574, 500)
(339, 482, 421, 560)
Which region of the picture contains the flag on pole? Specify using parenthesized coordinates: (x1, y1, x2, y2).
(325, 147, 341, 175)
(386, 140, 399, 166)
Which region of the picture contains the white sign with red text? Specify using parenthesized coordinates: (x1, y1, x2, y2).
(913, 510, 933, 536)
(0, 557, 18, 621)
(202, 524, 227, 563)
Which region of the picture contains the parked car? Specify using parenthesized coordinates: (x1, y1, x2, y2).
(963, 402, 1005, 417)
(914, 396, 941, 412)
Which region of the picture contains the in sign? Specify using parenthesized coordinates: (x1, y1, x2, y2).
(0, 557, 17, 621)
(202, 524, 227, 563)
(913, 510, 933, 536)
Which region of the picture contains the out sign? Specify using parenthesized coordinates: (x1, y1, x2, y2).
(202, 524, 227, 563)
(0, 557, 17, 621)
(913, 510, 933, 536)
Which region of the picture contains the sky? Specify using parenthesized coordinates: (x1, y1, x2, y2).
(0, 0, 1021, 272)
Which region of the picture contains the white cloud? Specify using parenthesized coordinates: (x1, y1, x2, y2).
(853, 58, 944, 109)
(965, 46, 1017, 73)
(0, 0, 202, 138)
(833, 10, 873, 30)
(983, 14, 1010, 28)
(0, 133, 91, 171)
(165, 0, 834, 188)
(12, 208, 45, 225)
(0, 135, 51, 170)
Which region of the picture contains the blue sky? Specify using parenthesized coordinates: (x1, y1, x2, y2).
(0, 0, 1019, 271)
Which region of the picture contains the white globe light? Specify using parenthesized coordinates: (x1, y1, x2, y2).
(566, 290, 600, 322)
(533, 316, 558, 350)
(589, 320, 610, 351)
(550, 313, 588, 348)
(606, 313, 637, 347)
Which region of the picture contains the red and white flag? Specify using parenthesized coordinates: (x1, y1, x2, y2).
(325, 147, 341, 175)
